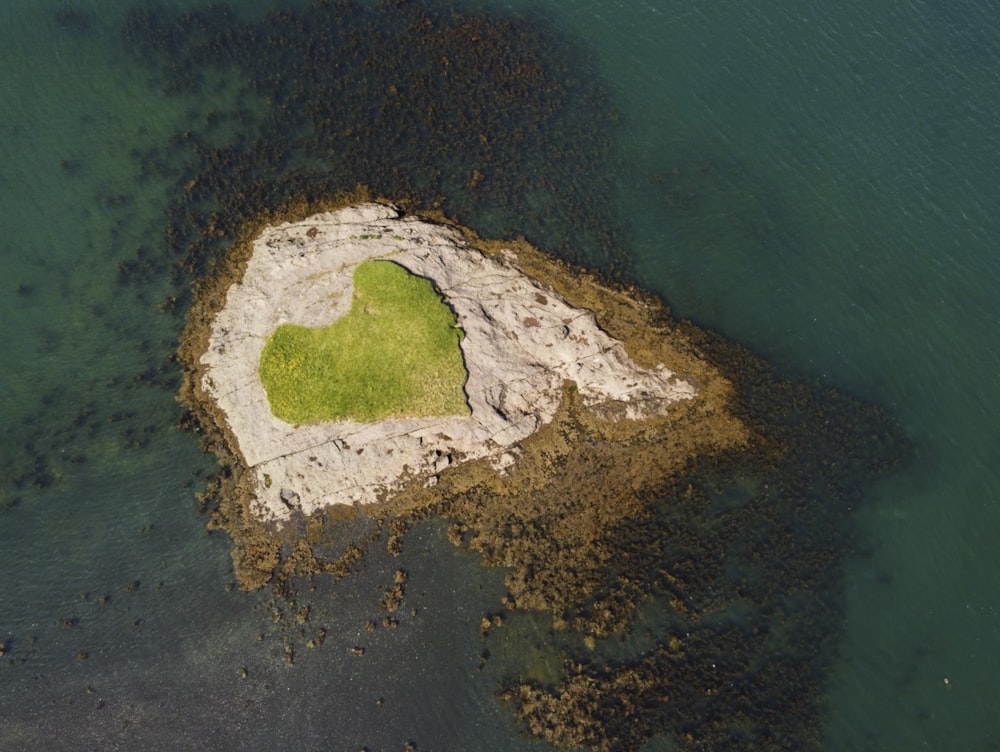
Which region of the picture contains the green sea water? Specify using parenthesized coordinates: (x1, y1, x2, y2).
(1, 0, 998, 749)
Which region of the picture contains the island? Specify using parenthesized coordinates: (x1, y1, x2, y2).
(190, 201, 710, 520)
(181, 202, 748, 587)
(176, 198, 901, 751)
(179, 200, 748, 601)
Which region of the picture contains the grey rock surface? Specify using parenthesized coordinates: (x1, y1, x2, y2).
(201, 203, 696, 521)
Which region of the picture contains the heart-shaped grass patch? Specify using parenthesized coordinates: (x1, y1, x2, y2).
(259, 259, 469, 425)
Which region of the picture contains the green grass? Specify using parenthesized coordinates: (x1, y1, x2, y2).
(258, 259, 469, 425)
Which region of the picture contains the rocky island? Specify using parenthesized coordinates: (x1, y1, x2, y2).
(193, 202, 701, 521)
(177, 197, 902, 752)
(180, 198, 748, 597)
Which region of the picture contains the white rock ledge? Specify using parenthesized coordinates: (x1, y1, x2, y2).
(201, 203, 696, 522)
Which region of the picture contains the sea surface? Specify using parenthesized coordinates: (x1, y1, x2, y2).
(1, 0, 998, 749)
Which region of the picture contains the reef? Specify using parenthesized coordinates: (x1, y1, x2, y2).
(178, 197, 907, 752)
(115, 1, 910, 749)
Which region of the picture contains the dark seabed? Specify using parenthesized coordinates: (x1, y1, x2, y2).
(1, 0, 998, 749)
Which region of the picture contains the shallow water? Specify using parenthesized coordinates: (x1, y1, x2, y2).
(1, 0, 998, 749)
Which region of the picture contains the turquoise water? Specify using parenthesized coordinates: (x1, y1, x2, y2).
(1, 0, 998, 749)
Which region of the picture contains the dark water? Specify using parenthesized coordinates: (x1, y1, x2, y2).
(1, 0, 997, 749)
